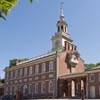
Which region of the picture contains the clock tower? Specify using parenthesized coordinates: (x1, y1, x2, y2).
(51, 3, 72, 51)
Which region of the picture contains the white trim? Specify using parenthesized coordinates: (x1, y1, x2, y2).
(17, 51, 56, 65)
(99, 85, 100, 96)
(29, 66, 33, 75)
(35, 64, 39, 74)
(42, 63, 46, 73)
(98, 73, 100, 81)
(5, 71, 55, 81)
(49, 61, 54, 72)
(49, 80, 54, 93)
(41, 82, 46, 93)
(19, 68, 23, 77)
(5, 79, 55, 87)
(35, 83, 38, 93)
(89, 74, 95, 82)
(24, 67, 28, 76)
(85, 69, 100, 74)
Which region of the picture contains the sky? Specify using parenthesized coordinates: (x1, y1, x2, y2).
(0, 0, 100, 78)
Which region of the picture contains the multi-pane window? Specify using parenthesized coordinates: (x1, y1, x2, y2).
(14, 86, 17, 95)
(6, 87, 8, 95)
(89, 74, 95, 82)
(35, 83, 38, 93)
(99, 86, 100, 95)
(10, 86, 13, 95)
(29, 84, 32, 94)
(29, 66, 33, 75)
(23, 85, 28, 95)
(49, 81, 53, 93)
(41, 82, 46, 93)
(42, 63, 46, 73)
(6, 72, 9, 80)
(19, 69, 23, 77)
(35, 65, 39, 74)
(98, 73, 100, 81)
(49, 61, 54, 71)
(15, 70, 18, 78)
(10, 71, 13, 79)
(24, 67, 28, 76)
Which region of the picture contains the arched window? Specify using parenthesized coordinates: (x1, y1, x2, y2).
(61, 25, 63, 31)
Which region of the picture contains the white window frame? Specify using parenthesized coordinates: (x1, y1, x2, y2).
(29, 84, 32, 94)
(89, 74, 95, 82)
(24, 67, 28, 76)
(10, 86, 13, 95)
(15, 70, 18, 78)
(49, 61, 54, 72)
(98, 73, 100, 81)
(35, 83, 38, 93)
(19, 69, 23, 77)
(6, 87, 8, 95)
(42, 63, 46, 73)
(29, 66, 33, 75)
(6, 72, 9, 80)
(35, 65, 39, 74)
(23, 84, 28, 94)
(99, 85, 100, 95)
(49, 81, 53, 93)
(41, 82, 46, 93)
(14, 86, 17, 95)
(10, 71, 13, 79)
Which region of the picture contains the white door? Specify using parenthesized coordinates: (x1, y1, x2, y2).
(90, 86, 95, 98)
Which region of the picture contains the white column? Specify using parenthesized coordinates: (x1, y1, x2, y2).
(81, 79, 84, 90)
(71, 80, 75, 97)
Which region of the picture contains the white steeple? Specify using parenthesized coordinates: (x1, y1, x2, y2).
(61, 2, 64, 17)
(51, 2, 72, 52)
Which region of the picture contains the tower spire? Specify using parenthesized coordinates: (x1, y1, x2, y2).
(61, 2, 64, 17)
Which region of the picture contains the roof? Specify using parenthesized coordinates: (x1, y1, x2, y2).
(16, 51, 56, 65)
(59, 72, 87, 79)
(92, 65, 100, 70)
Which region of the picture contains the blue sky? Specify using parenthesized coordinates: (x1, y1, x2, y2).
(0, 0, 100, 78)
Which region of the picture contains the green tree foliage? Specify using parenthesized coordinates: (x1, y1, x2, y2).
(85, 62, 100, 70)
(0, 0, 37, 20)
(96, 62, 100, 66)
(0, 0, 17, 20)
(85, 63, 96, 70)
(0, 79, 5, 83)
(9, 58, 30, 68)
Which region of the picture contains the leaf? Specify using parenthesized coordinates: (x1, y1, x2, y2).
(0, 12, 6, 20)
(30, 0, 33, 3)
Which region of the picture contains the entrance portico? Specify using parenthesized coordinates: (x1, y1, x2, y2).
(58, 73, 87, 98)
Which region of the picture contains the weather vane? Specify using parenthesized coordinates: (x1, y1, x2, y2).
(60, 1, 64, 17)
(61, 2, 64, 9)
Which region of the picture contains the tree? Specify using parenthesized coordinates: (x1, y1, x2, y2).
(0, 0, 36, 20)
(85, 63, 96, 70)
(0, 0, 17, 20)
(85, 62, 100, 70)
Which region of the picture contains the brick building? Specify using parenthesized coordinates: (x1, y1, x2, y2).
(85, 66, 100, 98)
(0, 82, 4, 97)
(4, 3, 100, 99)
